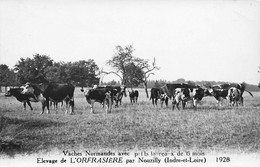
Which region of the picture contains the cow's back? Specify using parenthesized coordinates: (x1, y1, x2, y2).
(44, 83, 75, 101)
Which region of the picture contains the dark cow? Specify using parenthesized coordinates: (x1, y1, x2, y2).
(5, 87, 38, 110)
(207, 83, 253, 106)
(150, 87, 169, 107)
(93, 85, 126, 107)
(81, 88, 112, 113)
(129, 90, 139, 103)
(21, 83, 75, 114)
(161, 83, 196, 99)
(150, 88, 162, 106)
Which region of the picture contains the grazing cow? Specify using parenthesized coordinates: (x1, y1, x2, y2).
(129, 90, 139, 103)
(21, 83, 75, 114)
(5, 87, 38, 110)
(227, 87, 242, 106)
(81, 88, 112, 113)
(93, 85, 126, 107)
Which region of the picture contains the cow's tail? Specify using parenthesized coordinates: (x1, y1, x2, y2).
(245, 90, 253, 97)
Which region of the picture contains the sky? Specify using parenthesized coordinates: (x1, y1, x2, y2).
(0, 0, 260, 85)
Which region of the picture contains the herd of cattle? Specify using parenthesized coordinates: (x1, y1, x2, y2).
(3, 82, 253, 114)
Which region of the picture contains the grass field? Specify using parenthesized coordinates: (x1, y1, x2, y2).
(0, 88, 260, 157)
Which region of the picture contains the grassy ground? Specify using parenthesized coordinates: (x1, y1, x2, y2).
(0, 88, 260, 156)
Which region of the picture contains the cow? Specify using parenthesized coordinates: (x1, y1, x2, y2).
(172, 88, 187, 110)
(5, 87, 38, 110)
(128, 90, 139, 103)
(159, 92, 169, 108)
(207, 83, 253, 106)
(190, 86, 208, 110)
(161, 83, 204, 110)
(150, 88, 162, 106)
(93, 85, 126, 107)
(227, 87, 242, 106)
(20, 83, 75, 114)
(161, 83, 196, 99)
(81, 88, 112, 113)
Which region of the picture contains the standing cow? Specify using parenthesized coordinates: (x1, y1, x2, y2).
(227, 87, 242, 106)
(128, 90, 139, 103)
(81, 87, 112, 113)
(20, 83, 75, 114)
(5, 87, 38, 110)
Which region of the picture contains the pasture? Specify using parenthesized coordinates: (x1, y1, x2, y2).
(0, 88, 260, 156)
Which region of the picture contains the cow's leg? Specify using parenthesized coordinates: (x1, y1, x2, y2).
(23, 102, 26, 110)
(27, 101, 33, 110)
(240, 96, 244, 106)
(193, 99, 197, 110)
(172, 100, 176, 110)
(64, 100, 69, 114)
(176, 102, 180, 110)
(90, 101, 94, 113)
(151, 98, 155, 106)
(107, 98, 112, 113)
(45, 98, 50, 114)
(69, 99, 74, 114)
(155, 98, 158, 106)
(165, 98, 168, 107)
(182, 101, 186, 109)
(41, 101, 46, 114)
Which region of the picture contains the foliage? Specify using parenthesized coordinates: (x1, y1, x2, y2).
(13, 54, 99, 86)
(14, 54, 53, 84)
(0, 64, 17, 88)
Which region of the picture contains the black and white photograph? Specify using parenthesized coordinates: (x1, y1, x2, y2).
(0, 0, 260, 166)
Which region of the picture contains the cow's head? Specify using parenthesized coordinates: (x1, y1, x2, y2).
(193, 87, 205, 101)
(20, 83, 35, 95)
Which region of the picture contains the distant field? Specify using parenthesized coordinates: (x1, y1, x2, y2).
(0, 88, 260, 156)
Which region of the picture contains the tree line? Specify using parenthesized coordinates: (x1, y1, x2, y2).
(0, 45, 259, 93)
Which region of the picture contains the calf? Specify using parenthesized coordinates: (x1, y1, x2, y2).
(81, 88, 112, 113)
(5, 87, 38, 110)
(129, 90, 139, 103)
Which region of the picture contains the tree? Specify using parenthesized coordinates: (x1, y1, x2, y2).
(105, 45, 135, 85)
(14, 54, 53, 84)
(105, 45, 159, 98)
(65, 60, 99, 87)
(0, 64, 17, 91)
(130, 57, 160, 98)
